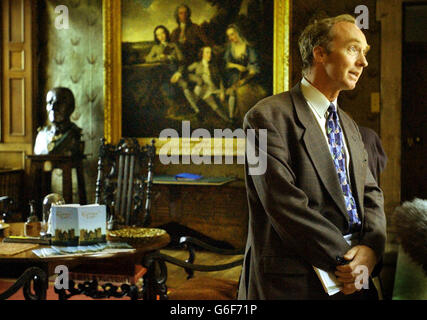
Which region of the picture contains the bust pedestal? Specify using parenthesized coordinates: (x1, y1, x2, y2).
(27, 155, 87, 214)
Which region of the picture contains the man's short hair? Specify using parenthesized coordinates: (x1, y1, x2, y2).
(298, 14, 356, 76)
(174, 4, 191, 24)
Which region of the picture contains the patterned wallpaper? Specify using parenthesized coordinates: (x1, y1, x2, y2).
(38, 0, 104, 203)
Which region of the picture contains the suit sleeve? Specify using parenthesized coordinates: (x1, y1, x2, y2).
(244, 109, 351, 272)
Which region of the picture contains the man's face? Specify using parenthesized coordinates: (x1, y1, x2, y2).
(46, 90, 68, 124)
(202, 47, 212, 62)
(320, 22, 369, 91)
(155, 28, 167, 43)
(178, 7, 188, 23)
(226, 28, 239, 43)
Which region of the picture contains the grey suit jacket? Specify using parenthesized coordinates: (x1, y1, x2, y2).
(238, 83, 387, 300)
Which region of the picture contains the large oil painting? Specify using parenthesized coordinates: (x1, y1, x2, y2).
(121, 0, 274, 137)
(103, 0, 290, 153)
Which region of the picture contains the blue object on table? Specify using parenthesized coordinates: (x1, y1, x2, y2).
(174, 173, 203, 180)
(153, 175, 236, 185)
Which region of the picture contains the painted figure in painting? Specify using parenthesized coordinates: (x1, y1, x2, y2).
(34, 87, 83, 157)
(171, 4, 212, 66)
(120, 0, 273, 137)
(224, 24, 267, 122)
(187, 46, 230, 123)
(145, 25, 200, 115)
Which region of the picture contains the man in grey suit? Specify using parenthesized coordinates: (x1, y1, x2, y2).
(238, 14, 387, 300)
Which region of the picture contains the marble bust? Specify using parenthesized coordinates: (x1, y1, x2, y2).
(34, 87, 83, 157)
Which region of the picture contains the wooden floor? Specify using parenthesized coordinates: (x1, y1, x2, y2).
(160, 248, 243, 289)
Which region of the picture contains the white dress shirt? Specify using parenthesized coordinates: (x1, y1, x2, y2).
(179, 23, 186, 43)
(300, 77, 351, 175)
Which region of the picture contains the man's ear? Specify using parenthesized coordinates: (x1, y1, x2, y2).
(312, 46, 327, 64)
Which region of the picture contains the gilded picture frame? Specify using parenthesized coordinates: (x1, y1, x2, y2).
(103, 0, 291, 156)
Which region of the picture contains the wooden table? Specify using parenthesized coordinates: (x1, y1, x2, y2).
(0, 232, 170, 300)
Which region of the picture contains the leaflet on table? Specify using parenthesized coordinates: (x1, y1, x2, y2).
(32, 242, 134, 258)
(51, 204, 107, 246)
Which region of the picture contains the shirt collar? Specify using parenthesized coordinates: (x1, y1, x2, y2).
(301, 77, 338, 118)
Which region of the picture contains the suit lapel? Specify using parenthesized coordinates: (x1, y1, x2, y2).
(339, 111, 366, 221)
(290, 84, 349, 223)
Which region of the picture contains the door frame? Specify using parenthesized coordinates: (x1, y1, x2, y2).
(376, 0, 426, 223)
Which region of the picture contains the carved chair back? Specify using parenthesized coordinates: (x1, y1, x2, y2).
(95, 138, 155, 229)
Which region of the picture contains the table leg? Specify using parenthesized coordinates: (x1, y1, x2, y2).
(142, 251, 168, 300)
(0, 267, 48, 300)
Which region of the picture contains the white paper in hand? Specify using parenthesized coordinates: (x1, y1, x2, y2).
(313, 233, 359, 296)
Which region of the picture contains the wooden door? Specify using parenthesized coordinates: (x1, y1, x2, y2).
(1, 0, 36, 170)
(401, 40, 427, 200)
(1, 0, 37, 217)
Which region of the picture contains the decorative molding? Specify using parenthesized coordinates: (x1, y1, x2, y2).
(274, 0, 291, 94)
(103, 0, 122, 144)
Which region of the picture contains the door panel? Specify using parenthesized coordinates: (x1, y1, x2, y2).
(401, 43, 427, 201)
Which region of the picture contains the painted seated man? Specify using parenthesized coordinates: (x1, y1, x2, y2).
(145, 25, 198, 117)
(34, 87, 83, 157)
(187, 46, 231, 123)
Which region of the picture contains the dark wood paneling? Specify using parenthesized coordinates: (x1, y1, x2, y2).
(151, 184, 248, 249)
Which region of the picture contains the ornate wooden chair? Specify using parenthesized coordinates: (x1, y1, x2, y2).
(95, 137, 155, 229)
(58, 138, 156, 299)
(143, 236, 244, 300)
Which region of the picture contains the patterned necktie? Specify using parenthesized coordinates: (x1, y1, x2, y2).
(326, 103, 361, 231)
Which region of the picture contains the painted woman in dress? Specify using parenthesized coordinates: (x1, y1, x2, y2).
(224, 24, 265, 122)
